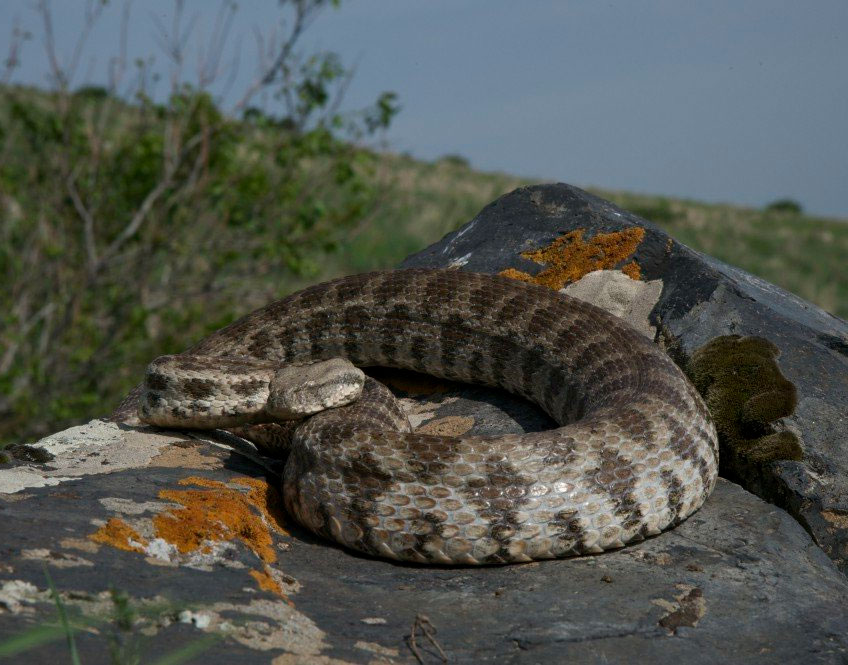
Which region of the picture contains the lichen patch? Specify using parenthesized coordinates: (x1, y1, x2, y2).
(21, 548, 94, 568)
(822, 510, 848, 530)
(500, 227, 646, 290)
(416, 416, 475, 437)
(251, 567, 284, 594)
(562, 270, 663, 339)
(0, 420, 175, 494)
(87, 475, 292, 595)
(0, 580, 49, 615)
(654, 584, 706, 634)
(149, 442, 221, 469)
(249, 563, 299, 602)
(152, 475, 288, 564)
(90, 517, 149, 553)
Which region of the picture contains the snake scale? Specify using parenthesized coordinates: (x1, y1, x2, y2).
(118, 268, 719, 565)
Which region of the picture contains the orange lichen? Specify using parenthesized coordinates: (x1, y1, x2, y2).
(621, 261, 641, 280)
(89, 518, 148, 553)
(497, 267, 534, 284)
(232, 476, 289, 534)
(499, 227, 646, 290)
(250, 567, 284, 595)
(152, 475, 287, 563)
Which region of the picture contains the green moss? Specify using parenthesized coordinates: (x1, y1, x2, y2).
(687, 335, 802, 465)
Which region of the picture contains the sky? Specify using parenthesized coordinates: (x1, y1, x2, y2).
(5, 0, 847, 218)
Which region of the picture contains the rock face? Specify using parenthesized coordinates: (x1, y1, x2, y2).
(2, 183, 848, 663)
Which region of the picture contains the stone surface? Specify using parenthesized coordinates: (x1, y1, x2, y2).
(2, 183, 847, 663)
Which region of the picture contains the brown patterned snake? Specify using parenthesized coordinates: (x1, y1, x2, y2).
(118, 269, 719, 564)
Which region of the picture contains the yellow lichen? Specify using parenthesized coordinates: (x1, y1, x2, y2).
(249, 565, 293, 603)
(621, 261, 641, 280)
(497, 267, 535, 284)
(88, 475, 294, 598)
(89, 518, 148, 553)
(152, 475, 287, 563)
(500, 227, 646, 290)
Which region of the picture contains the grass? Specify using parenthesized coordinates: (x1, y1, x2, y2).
(0, 570, 218, 664)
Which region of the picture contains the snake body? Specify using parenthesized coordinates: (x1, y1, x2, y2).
(127, 269, 719, 564)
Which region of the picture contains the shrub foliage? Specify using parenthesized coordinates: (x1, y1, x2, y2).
(0, 1, 398, 442)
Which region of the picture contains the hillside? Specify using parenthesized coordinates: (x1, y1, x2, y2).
(345, 154, 848, 320)
(1, 83, 846, 445)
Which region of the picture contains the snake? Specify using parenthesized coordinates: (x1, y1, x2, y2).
(117, 268, 719, 565)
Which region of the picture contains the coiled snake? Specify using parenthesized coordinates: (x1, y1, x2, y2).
(119, 269, 718, 564)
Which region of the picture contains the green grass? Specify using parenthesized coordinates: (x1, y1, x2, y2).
(0, 571, 218, 664)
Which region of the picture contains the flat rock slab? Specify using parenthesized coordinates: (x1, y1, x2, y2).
(3, 183, 848, 662)
(2, 423, 847, 664)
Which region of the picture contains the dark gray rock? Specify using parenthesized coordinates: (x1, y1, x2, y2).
(2, 183, 847, 663)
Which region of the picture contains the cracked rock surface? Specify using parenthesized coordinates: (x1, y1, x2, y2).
(2, 183, 847, 663)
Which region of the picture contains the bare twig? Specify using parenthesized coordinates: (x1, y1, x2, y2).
(2, 17, 30, 84)
(38, 0, 106, 91)
(66, 169, 99, 271)
(93, 129, 207, 273)
(407, 614, 448, 664)
(196, 1, 238, 90)
(107, 1, 131, 94)
(0, 302, 55, 375)
(232, 0, 319, 113)
(151, 0, 196, 95)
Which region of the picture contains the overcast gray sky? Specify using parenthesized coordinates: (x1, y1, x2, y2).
(5, 0, 847, 217)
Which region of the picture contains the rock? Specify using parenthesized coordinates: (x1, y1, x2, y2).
(402, 183, 848, 575)
(2, 183, 848, 663)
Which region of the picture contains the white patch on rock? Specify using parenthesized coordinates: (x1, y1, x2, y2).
(355, 640, 399, 657)
(99, 497, 177, 515)
(399, 395, 460, 430)
(0, 580, 48, 615)
(142, 538, 179, 563)
(179, 609, 213, 629)
(0, 420, 176, 494)
(442, 219, 477, 254)
(194, 599, 328, 654)
(448, 252, 473, 267)
(562, 269, 664, 339)
(1, 582, 328, 657)
(21, 549, 94, 568)
(0, 468, 78, 494)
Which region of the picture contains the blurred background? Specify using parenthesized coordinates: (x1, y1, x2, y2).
(1, 0, 846, 443)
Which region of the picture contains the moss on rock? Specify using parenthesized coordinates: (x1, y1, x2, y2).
(687, 335, 802, 465)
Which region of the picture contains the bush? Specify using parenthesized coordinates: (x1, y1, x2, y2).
(765, 198, 803, 214)
(627, 198, 679, 225)
(0, 1, 398, 443)
(438, 154, 471, 168)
